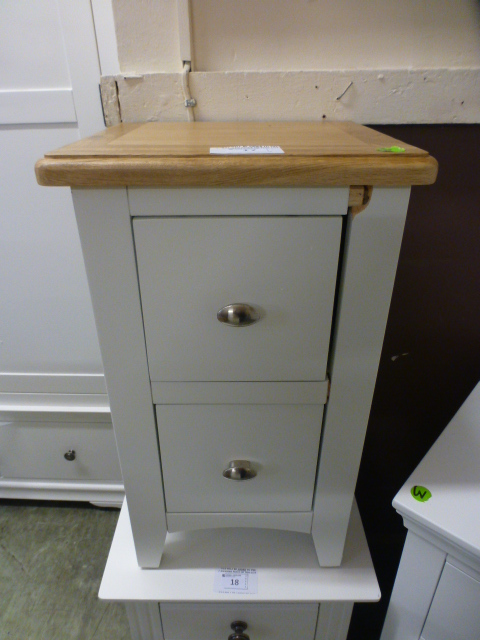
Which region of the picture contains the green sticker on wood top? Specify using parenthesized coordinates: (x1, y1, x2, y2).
(411, 485, 432, 502)
(377, 146, 406, 153)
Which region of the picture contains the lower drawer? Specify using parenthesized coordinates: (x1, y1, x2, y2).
(0, 420, 122, 481)
(160, 603, 319, 640)
(156, 404, 324, 513)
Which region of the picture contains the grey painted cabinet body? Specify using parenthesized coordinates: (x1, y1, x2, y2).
(71, 183, 410, 568)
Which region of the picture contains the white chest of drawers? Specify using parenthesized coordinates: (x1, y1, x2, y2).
(99, 498, 380, 640)
(0, 401, 123, 506)
(381, 381, 480, 640)
(36, 121, 437, 568)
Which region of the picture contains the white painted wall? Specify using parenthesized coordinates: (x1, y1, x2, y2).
(112, 0, 480, 73)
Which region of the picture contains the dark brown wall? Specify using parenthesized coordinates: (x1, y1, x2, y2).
(347, 125, 480, 640)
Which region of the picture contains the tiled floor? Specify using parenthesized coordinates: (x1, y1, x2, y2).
(0, 500, 131, 639)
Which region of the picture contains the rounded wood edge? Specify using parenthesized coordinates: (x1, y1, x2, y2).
(35, 155, 438, 188)
(350, 186, 374, 218)
(35, 159, 60, 186)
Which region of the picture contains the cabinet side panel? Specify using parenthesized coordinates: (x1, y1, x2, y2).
(126, 602, 164, 640)
(312, 187, 411, 566)
(421, 562, 480, 640)
(380, 531, 446, 640)
(72, 188, 166, 568)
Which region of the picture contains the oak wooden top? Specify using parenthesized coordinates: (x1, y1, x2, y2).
(35, 121, 438, 188)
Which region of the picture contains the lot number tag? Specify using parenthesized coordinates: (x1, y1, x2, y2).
(214, 568, 258, 594)
(210, 146, 284, 155)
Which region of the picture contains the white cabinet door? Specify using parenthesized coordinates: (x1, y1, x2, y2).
(134, 216, 342, 383)
(0, 1, 105, 394)
(421, 562, 480, 640)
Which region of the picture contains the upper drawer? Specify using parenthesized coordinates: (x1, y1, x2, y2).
(134, 216, 342, 383)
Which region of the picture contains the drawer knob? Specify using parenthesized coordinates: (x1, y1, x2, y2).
(64, 450, 76, 461)
(217, 303, 260, 327)
(229, 621, 250, 640)
(223, 460, 257, 481)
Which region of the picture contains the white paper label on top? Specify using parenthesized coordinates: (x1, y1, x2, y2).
(210, 146, 284, 155)
(214, 568, 258, 594)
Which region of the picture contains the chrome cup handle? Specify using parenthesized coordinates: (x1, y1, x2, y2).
(223, 461, 257, 481)
(217, 304, 261, 327)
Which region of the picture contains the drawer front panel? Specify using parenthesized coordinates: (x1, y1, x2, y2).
(134, 216, 342, 383)
(0, 420, 122, 481)
(160, 603, 319, 640)
(156, 404, 323, 513)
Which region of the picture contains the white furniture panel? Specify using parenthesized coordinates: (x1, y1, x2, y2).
(0, 408, 123, 506)
(0, 0, 71, 90)
(379, 530, 446, 640)
(0, 127, 103, 377)
(0, 0, 106, 404)
(0, 373, 107, 395)
(134, 216, 341, 382)
(381, 382, 480, 640)
(128, 187, 349, 217)
(101, 500, 378, 640)
(156, 403, 323, 513)
(72, 188, 167, 568)
(100, 499, 380, 603)
(312, 187, 410, 566)
(421, 562, 480, 640)
(160, 603, 318, 640)
(0, 419, 121, 481)
(0, 89, 77, 125)
(393, 381, 480, 560)
(151, 380, 329, 405)
(166, 510, 313, 534)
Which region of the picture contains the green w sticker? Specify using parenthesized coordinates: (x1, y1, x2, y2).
(411, 485, 432, 502)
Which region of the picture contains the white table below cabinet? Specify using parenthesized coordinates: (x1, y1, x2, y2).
(380, 381, 480, 640)
(100, 499, 380, 640)
(36, 121, 437, 568)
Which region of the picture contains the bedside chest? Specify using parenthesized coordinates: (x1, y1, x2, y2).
(99, 498, 380, 640)
(381, 381, 480, 640)
(35, 121, 437, 568)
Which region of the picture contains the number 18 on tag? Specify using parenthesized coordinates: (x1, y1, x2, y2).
(214, 568, 258, 594)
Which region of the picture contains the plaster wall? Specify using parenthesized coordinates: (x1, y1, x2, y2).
(112, 0, 480, 73)
(112, 0, 181, 73)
